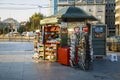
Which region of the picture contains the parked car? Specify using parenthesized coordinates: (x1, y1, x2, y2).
(26, 31, 35, 37)
(6, 32, 20, 37)
(21, 32, 27, 36)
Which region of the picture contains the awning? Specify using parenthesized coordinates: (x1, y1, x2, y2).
(40, 17, 60, 25)
(40, 6, 97, 25)
(51, 6, 97, 22)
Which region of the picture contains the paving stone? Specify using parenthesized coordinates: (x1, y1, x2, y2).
(0, 42, 119, 80)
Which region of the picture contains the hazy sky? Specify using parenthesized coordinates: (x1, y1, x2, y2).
(0, 0, 49, 22)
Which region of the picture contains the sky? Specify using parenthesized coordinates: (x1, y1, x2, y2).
(0, 0, 49, 22)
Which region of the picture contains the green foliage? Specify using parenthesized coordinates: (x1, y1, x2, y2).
(25, 21, 31, 31)
(29, 13, 44, 31)
(4, 27, 9, 34)
(18, 25, 26, 34)
(18, 12, 45, 33)
(0, 26, 9, 34)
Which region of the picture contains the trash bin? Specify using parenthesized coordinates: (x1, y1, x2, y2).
(58, 47, 70, 66)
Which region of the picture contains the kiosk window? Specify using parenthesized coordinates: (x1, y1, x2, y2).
(95, 27, 103, 33)
(94, 27, 105, 38)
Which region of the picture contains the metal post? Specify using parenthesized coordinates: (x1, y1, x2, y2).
(3, 27, 4, 40)
(8, 25, 10, 41)
(29, 36, 30, 42)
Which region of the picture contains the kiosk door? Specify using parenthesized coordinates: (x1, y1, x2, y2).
(91, 24, 106, 56)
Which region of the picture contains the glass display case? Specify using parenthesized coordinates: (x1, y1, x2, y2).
(44, 25, 60, 61)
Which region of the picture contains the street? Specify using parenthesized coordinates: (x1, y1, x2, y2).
(0, 42, 120, 80)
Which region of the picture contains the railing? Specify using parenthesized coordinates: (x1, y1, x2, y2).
(0, 35, 34, 42)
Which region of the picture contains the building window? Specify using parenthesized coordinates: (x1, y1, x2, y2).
(89, 9, 92, 12)
(82, 0, 87, 3)
(106, 16, 107, 19)
(68, 0, 74, 2)
(87, 6, 93, 12)
(111, 10, 114, 12)
(59, 0, 67, 2)
(96, 0, 103, 3)
(106, 10, 108, 12)
(97, 5, 103, 12)
(106, 4, 108, 8)
(114, 4, 115, 6)
(87, 0, 94, 3)
(76, 0, 82, 2)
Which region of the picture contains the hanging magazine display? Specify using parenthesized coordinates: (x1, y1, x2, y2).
(69, 26, 92, 70)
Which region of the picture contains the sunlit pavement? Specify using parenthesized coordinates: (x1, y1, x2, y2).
(0, 42, 120, 80)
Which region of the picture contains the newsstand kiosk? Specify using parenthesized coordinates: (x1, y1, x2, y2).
(54, 6, 98, 70)
(39, 6, 107, 70)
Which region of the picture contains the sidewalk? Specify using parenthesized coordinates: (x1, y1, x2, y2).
(92, 53, 120, 80)
(0, 42, 119, 80)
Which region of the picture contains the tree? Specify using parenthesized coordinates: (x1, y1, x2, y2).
(18, 25, 26, 34)
(18, 12, 45, 33)
(29, 13, 44, 31)
(4, 27, 9, 34)
(0, 27, 3, 34)
(0, 26, 9, 34)
(25, 21, 31, 31)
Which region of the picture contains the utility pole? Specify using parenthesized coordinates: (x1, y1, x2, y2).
(38, 5, 42, 13)
(38, 5, 42, 29)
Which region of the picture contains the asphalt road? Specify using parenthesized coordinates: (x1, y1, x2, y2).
(0, 42, 120, 80)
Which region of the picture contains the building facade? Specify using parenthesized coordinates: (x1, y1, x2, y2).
(105, 0, 115, 36)
(49, 0, 118, 36)
(49, 0, 58, 16)
(115, 0, 120, 36)
(76, 0, 106, 24)
(49, 0, 106, 24)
